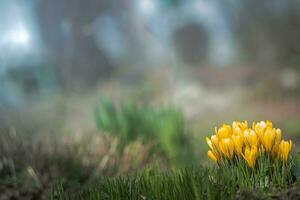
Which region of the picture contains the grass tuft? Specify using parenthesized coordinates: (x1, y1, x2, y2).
(50, 163, 299, 200)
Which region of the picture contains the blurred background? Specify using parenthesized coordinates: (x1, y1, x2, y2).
(1, 0, 300, 198)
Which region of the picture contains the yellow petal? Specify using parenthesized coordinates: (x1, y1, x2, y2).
(217, 125, 232, 139)
(221, 138, 234, 159)
(211, 135, 219, 150)
(244, 129, 258, 147)
(208, 150, 218, 163)
(275, 129, 282, 144)
(262, 129, 275, 152)
(206, 137, 214, 150)
(278, 140, 293, 162)
(266, 120, 273, 129)
(242, 146, 258, 168)
(232, 134, 243, 155)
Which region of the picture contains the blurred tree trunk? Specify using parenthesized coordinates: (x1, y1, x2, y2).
(36, 0, 115, 90)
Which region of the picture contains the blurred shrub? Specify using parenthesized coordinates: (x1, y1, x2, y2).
(0, 129, 156, 199)
(94, 98, 196, 165)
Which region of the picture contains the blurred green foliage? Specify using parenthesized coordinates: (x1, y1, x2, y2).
(94, 97, 195, 165)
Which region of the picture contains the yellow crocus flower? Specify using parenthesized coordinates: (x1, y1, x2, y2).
(211, 135, 219, 145)
(275, 129, 282, 144)
(206, 135, 220, 151)
(278, 140, 293, 162)
(242, 146, 258, 168)
(217, 124, 232, 139)
(241, 121, 248, 129)
(206, 137, 214, 150)
(253, 120, 265, 131)
(253, 121, 265, 141)
(206, 120, 293, 165)
(271, 143, 279, 158)
(266, 120, 273, 129)
(244, 129, 258, 147)
(261, 128, 276, 152)
(232, 127, 242, 136)
(231, 134, 244, 155)
(232, 121, 248, 136)
(233, 121, 248, 132)
(232, 121, 239, 129)
(254, 120, 273, 129)
(207, 150, 219, 163)
(219, 138, 235, 159)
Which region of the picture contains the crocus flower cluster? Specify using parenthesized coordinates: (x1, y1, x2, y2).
(206, 121, 293, 168)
